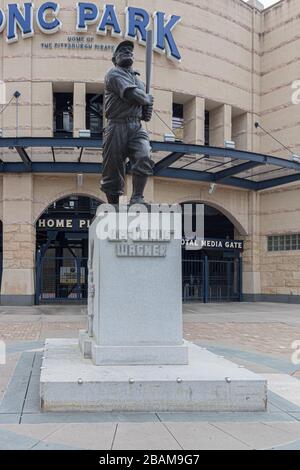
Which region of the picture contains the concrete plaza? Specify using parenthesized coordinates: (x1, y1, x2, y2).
(0, 302, 300, 450)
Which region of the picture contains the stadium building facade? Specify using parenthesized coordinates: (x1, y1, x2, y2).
(0, 0, 300, 306)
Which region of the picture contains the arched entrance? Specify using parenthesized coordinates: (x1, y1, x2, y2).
(35, 195, 100, 304)
(182, 203, 243, 303)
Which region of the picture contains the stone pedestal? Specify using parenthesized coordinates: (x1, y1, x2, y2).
(41, 339, 267, 412)
(79, 205, 188, 365)
(41, 204, 267, 412)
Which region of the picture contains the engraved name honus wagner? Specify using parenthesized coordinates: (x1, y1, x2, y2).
(116, 242, 168, 258)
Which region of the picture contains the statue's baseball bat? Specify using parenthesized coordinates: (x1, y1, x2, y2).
(146, 30, 153, 94)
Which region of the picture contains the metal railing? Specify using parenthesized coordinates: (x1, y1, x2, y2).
(182, 256, 242, 303)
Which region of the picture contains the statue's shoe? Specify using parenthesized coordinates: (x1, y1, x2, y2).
(129, 196, 148, 205)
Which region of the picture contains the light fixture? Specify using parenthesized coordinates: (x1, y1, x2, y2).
(164, 133, 176, 143)
(292, 154, 300, 163)
(208, 183, 216, 195)
(79, 129, 91, 138)
(224, 140, 236, 149)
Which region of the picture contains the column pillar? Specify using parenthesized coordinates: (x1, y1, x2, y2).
(1, 174, 35, 306)
(183, 97, 205, 145)
(209, 104, 232, 147)
(232, 112, 252, 151)
(73, 83, 86, 137)
(32, 82, 53, 137)
(243, 192, 261, 300)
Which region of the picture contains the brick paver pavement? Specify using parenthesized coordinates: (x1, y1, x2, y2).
(0, 303, 300, 450)
(0, 304, 299, 361)
(183, 322, 300, 359)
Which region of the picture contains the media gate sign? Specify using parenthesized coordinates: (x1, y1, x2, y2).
(0, 2, 182, 61)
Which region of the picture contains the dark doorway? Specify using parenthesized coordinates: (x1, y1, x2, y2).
(36, 195, 99, 304)
(182, 204, 243, 303)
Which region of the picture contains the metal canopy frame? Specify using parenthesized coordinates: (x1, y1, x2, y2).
(0, 137, 300, 191)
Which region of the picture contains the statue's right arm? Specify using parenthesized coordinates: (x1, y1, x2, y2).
(124, 88, 153, 106)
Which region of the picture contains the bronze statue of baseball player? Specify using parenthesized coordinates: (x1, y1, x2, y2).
(101, 40, 154, 205)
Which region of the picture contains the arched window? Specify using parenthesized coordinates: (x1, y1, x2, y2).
(35, 195, 100, 304)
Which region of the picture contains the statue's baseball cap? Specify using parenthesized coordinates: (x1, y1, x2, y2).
(112, 40, 134, 64)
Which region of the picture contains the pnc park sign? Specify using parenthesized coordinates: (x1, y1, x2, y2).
(0, 2, 182, 61)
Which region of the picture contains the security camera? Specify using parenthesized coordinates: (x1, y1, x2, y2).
(14, 91, 21, 99)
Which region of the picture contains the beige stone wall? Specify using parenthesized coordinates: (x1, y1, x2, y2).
(259, 183, 300, 296)
(153, 177, 249, 236)
(261, 0, 300, 158)
(32, 174, 105, 222)
(0, 173, 105, 302)
(0, 170, 293, 301)
(0, 171, 257, 301)
(242, 192, 261, 295)
(1, 174, 35, 299)
(257, 0, 300, 297)
(0, 0, 261, 145)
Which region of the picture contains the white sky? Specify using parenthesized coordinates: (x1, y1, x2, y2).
(261, 0, 279, 6)
(243, 0, 280, 7)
